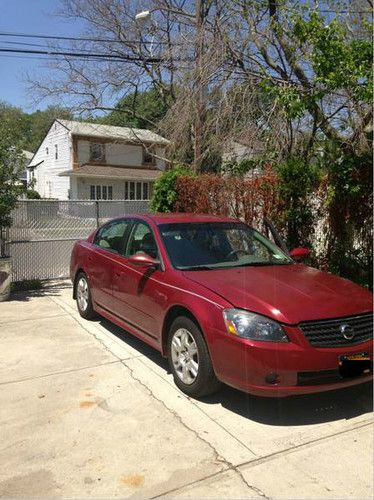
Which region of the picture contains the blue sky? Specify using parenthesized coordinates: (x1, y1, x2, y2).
(0, 0, 83, 112)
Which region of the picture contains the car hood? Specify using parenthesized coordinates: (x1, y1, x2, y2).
(183, 264, 373, 324)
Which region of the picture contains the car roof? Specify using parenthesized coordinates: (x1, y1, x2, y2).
(144, 213, 240, 225)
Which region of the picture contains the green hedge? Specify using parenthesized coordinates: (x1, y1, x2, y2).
(150, 165, 194, 213)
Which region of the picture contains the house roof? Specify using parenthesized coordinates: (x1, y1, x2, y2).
(59, 165, 162, 181)
(58, 119, 170, 145)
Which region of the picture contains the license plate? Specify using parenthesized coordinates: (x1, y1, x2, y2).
(339, 352, 370, 365)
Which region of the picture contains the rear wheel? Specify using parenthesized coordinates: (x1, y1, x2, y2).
(75, 272, 96, 319)
(168, 316, 221, 398)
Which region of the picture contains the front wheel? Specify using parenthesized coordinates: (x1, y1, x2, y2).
(75, 272, 96, 320)
(167, 316, 221, 398)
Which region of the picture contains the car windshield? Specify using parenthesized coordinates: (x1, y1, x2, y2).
(158, 222, 293, 270)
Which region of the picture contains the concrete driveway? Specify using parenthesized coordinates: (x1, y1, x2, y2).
(0, 281, 372, 499)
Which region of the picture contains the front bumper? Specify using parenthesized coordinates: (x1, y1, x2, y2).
(209, 324, 373, 397)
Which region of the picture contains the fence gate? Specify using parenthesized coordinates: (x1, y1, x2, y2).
(9, 200, 149, 282)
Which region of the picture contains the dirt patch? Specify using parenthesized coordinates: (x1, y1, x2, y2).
(120, 474, 145, 487)
(79, 400, 96, 409)
(0, 470, 59, 497)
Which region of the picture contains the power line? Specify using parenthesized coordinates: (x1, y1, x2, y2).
(0, 31, 184, 47)
(0, 47, 170, 63)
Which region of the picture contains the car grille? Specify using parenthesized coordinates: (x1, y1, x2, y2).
(299, 313, 373, 348)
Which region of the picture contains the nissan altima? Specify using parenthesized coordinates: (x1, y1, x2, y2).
(70, 213, 373, 398)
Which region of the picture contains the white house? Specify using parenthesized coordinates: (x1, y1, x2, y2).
(28, 119, 170, 200)
(21, 150, 34, 187)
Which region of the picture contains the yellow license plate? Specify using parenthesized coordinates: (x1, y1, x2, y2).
(339, 352, 370, 364)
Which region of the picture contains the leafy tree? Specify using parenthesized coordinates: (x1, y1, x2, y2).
(0, 102, 73, 152)
(25, 106, 74, 151)
(0, 120, 26, 258)
(0, 102, 29, 147)
(103, 88, 172, 130)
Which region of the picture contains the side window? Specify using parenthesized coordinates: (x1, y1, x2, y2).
(94, 220, 130, 254)
(126, 222, 158, 259)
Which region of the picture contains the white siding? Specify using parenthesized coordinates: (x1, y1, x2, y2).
(155, 146, 166, 170)
(77, 140, 143, 166)
(77, 141, 90, 164)
(107, 143, 142, 165)
(31, 121, 72, 199)
(76, 140, 166, 169)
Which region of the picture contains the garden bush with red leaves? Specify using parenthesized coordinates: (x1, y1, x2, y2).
(174, 166, 282, 230)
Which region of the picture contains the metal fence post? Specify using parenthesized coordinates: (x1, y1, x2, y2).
(95, 201, 100, 228)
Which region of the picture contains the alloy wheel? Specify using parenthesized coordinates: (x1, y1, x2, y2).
(171, 328, 199, 385)
(77, 276, 89, 312)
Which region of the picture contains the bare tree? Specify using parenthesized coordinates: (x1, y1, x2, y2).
(28, 0, 372, 167)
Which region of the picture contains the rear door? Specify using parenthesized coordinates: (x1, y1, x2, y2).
(86, 219, 131, 312)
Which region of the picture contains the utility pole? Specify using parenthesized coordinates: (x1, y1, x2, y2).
(193, 0, 205, 173)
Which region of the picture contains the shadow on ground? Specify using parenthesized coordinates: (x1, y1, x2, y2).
(99, 317, 373, 427)
(9, 281, 72, 302)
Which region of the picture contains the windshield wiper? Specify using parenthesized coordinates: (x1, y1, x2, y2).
(237, 261, 291, 267)
(180, 265, 216, 271)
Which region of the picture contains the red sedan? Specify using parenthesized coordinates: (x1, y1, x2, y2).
(70, 213, 373, 398)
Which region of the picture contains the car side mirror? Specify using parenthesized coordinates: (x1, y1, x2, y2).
(290, 247, 310, 262)
(128, 252, 159, 267)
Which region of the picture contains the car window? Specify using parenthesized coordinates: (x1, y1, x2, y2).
(226, 228, 271, 260)
(94, 220, 130, 254)
(158, 222, 292, 270)
(126, 222, 158, 259)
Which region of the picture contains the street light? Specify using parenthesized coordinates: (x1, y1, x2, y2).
(135, 10, 151, 22)
(135, 4, 205, 172)
(135, 10, 156, 57)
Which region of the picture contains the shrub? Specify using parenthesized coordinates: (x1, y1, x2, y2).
(150, 165, 194, 213)
(26, 189, 41, 199)
(275, 156, 321, 248)
(174, 166, 281, 227)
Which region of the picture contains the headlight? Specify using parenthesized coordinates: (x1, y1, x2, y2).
(223, 309, 288, 342)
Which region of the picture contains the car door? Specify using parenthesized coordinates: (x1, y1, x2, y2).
(86, 218, 131, 312)
(111, 220, 165, 339)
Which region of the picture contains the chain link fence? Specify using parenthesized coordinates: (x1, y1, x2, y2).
(9, 200, 149, 282)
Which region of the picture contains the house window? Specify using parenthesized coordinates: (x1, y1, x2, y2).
(143, 182, 149, 200)
(90, 143, 105, 162)
(143, 147, 155, 165)
(90, 185, 113, 200)
(55, 144, 58, 159)
(124, 181, 151, 201)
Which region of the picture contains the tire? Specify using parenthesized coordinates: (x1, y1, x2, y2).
(167, 316, 221, 398)
(75, 272, 96, 320)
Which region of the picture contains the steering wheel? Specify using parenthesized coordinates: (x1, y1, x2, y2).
(225, 249, 250, 259)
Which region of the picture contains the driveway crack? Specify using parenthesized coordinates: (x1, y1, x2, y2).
(122, 359, 269, 499)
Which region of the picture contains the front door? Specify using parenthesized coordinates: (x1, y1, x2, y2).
(111, 221, 165, 340)
(86, 218, 131, 312)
